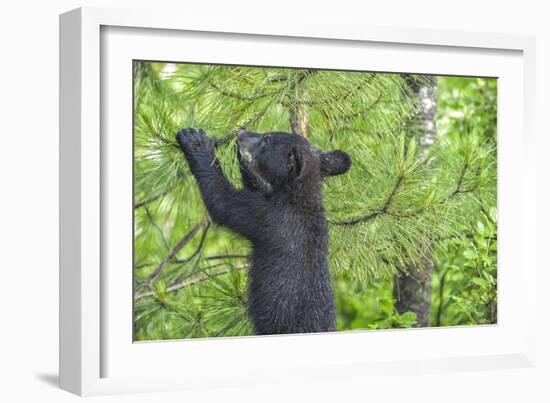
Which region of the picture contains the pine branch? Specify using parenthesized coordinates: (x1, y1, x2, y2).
(134, 253, 248, 270)
(330, 173, 405, 226)
(135, 264, 250, 300)
(134, 176, 183, 209)
(268, 75, 288, 83)
(447, 161, 482, 201)
(434, 232, 497, 243)
(147, 217, 210, 283)
(330, 154, 482, 228)
(304, 75, 376, 106)
(144, 206, 171, 250)
(172, 222, 211, 265)
(214, 94, 280, 146)
(449, 162, 469, 198)
(332, 91, 384, 127)
(205, 254, 249, 261)
(208, 78, 277, 102)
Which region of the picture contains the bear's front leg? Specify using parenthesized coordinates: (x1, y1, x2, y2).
(176, 128, 266, 240)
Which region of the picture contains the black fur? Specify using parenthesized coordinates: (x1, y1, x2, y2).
(176, 128, 351, 335)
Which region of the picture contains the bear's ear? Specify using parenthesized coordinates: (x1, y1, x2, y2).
(320, 150, 351, 177)
(287, 147, 304, 179)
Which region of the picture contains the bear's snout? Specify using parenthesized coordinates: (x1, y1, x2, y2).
(237, 130, 262, 153)
(237, 130, 260, 142)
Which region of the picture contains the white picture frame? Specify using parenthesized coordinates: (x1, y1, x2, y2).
(59, 6, 537, 396)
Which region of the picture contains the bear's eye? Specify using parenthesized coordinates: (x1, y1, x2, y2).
(262, 135, 270, 145)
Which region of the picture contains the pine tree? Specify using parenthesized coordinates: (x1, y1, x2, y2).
(132, 62, 497, 340)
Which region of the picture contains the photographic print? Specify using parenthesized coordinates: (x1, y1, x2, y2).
(132, 62, 497, 341)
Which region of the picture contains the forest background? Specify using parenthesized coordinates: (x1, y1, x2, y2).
(132, 62, 497, 340)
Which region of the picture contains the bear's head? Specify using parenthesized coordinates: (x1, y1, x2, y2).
(236, 130, 351, 194)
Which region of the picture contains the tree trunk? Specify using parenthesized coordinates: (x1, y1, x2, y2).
(290, 103, 309, 138)
(289, 71, 311, 138)
(393, 75, 437, 327)
(394, 258, 434, 327)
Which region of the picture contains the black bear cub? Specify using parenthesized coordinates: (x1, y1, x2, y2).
(176, 128, 351, 335)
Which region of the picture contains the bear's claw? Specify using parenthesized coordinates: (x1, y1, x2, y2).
(176, 128, 213, 154)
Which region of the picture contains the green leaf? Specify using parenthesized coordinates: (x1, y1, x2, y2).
(489, 207, 497, 222)
(463, 249, 477, 260)
(471, 277, 488, 288)
(399, 311, 417, 327)
(476, 221, 485, 233)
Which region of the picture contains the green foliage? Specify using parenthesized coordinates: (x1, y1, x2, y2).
(335, 276, 418, 330)
(437, 76, 497, 143)
(431, 207, 497, 325)
(429, 77, 499, 326)
(133, 62, 497, 340)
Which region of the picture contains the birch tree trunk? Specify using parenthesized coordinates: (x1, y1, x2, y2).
(393, 75, 437, 327)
